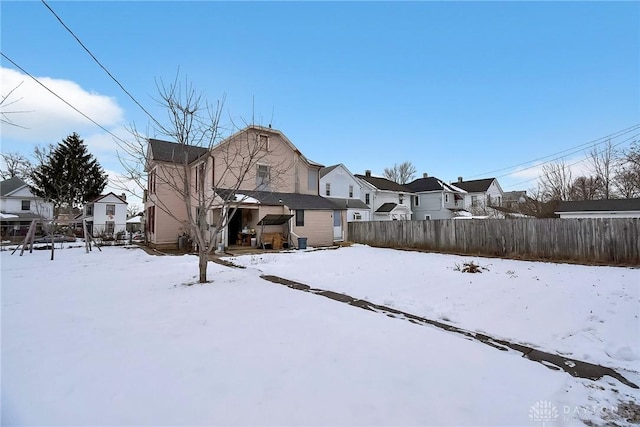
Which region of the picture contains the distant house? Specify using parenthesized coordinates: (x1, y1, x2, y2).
(454, 177, 504, 210)
(355, 171, 412, 220)
(554, 199, 640, 219)
(320, 164, 371, 223)
(503, 190, 528, 210)
(82, 193, 128, 237)
(0, 177, 54, 238)
(405, 174, 467, 220)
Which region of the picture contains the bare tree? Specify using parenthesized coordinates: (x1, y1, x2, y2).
(569, 176, 603, 201)
(588, 139, 617, 199)
(118, 77, 290, 283)
(613, 141, 640, 198)
(538, 160, 573, 201)
(1, 81, 30, 128)
(383, 161, 416, 184)
(0, 152, 33, 181)
(127, 204, 142, 218)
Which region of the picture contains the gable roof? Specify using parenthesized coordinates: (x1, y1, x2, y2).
(148, 126, 323, 169)
(148, 139, 209, 164)
(319, 164, 341, 178)
(454, 178, 495, 193)
(355, 174, 410, 192)
(87, 192, 128, 204)
(406, 177, 466, 193)
(0, 177, 27, 196)
(216, 189, 342, 210)
(555, 198, 640, 213)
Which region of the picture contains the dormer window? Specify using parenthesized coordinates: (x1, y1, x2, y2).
(399, 194, 404, 204)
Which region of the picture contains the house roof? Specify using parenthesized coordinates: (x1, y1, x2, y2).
(355, 174, 410, 192)
(406, 177, 466, 193)
(555, 198, 640, 213)
(148, 139, 209, 164)
(319, 164, 341, 178)
(503, 190, 527, 202)
(148, 126, 323, 169)
(325, 197, 370, 210)
(0, 211, 45, 221)
(87, 192, 128, 204)
(376, 202, 398, 213)
(454, 178, 495, 193)
(0, 177, 27, 196)
(216, 189, 343, 210)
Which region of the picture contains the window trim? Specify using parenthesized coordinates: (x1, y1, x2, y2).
(295, 209, 305, 227)
(348, 185, 353, 198)
(325, 182, 331, 196)
(106, 204, 116, 216)
(365, 193, 370, 205)
(21, 200, 30, 211)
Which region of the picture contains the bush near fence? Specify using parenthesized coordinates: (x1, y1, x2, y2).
(348, 218, 640, 265)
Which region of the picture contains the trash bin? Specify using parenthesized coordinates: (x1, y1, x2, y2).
(178, 235, 187, 250)
(297, 237, 307, 250)
(250, 237, 257, 247)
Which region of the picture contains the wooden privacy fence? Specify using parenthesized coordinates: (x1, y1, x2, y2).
(347, 218, 640, 265)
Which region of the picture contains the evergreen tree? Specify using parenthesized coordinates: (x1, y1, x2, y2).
(30, 133, 108, 214)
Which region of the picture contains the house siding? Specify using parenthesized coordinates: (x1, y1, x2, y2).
(1, 187, 54, 219)
(292, 210, 333, 247)
(91, 194, 127, 236)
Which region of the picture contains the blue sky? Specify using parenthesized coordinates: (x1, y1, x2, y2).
(1, 1, 639, 202)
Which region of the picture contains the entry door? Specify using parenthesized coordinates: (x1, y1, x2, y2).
(333, 210, 343, 241)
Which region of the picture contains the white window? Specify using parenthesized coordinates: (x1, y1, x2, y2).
(365, 193, 370, 205)
(349, 185, 354, 198)
(106, 204, 115, 216)
(353, 212, 362, 220)
(471, 195, 478, 206)
(399, 194, 404, 204)
(414, 195, 419, 206)
(105, 221, 115, 234)
(21, 200, 30, 211)
(425, 215, 431, 220)
(257, 164, 270, 186)
(325, 183, 331, 196)
(308, 169, 317, 191)
(444, 193, 450, 204)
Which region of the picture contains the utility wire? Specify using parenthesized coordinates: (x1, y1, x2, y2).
(1, 52, 131, 146)
(502, 132, 639, 190)
(465, 124, 640, 180)
(40, 0, 163, 130)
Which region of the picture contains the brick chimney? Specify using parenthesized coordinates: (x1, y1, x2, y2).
(121, 193, 127, 201)
(458, 177, 463, 183)
(365, 170, 371, 177)
(423, 173, 428, 178)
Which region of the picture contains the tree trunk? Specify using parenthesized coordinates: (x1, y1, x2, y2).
(198, 248, 208, 283)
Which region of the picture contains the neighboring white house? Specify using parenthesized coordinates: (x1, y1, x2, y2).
(405, 174, 467, 220)
(355, 171, 412, 220)
(0, 177, 54, 238)
(453, 177, 504, 212)
(554, 199, 640, 219)
(320, 164, 371, 222)
(82, 192, 128, 237)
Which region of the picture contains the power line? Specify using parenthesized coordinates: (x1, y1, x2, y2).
(40, 0, 164, 130)
(465, 124, 640, 180)
(502, 131, 639, 190)
(1, 52, 131, 146)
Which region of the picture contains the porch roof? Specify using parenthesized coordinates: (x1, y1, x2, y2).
(216, 189, 342, 210)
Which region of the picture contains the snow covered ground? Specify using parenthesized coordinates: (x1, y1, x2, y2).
(2, 244, 638, 426)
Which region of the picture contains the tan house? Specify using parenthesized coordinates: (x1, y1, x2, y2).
(145, 125, 344, 249)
